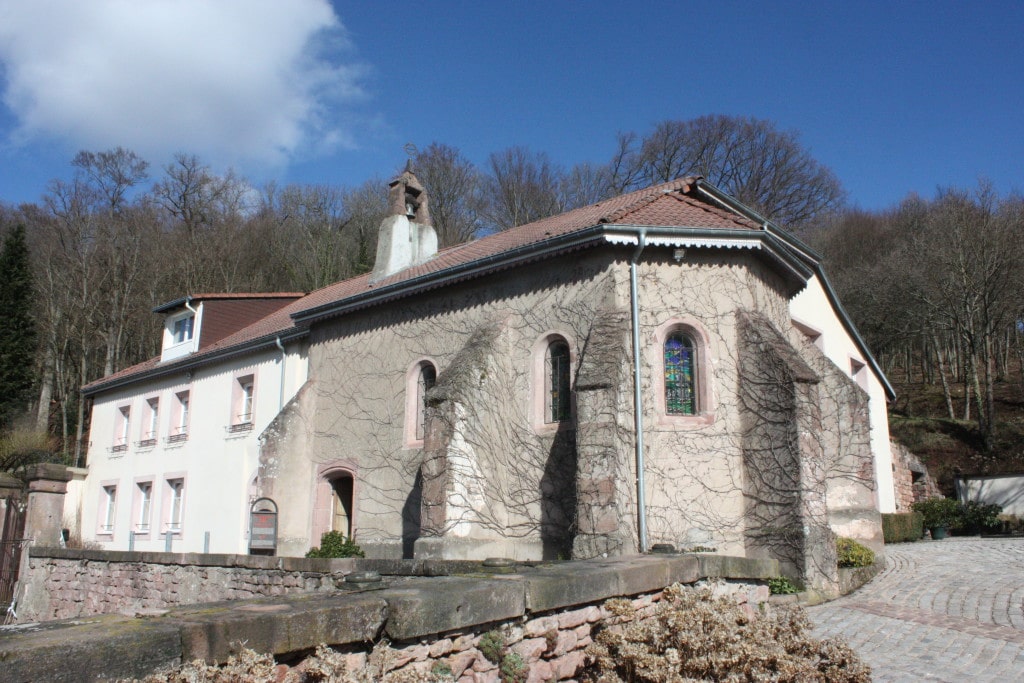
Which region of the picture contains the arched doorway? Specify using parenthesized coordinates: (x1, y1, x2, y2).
(313, 462, 358, 548)
(330, 473, 354, 538)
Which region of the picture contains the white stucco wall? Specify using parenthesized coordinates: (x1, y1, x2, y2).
(958, 475, 1024, 516)
(790, 275, 897, 513)
(78, 341, 307, 553)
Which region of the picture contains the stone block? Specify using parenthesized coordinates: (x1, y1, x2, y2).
(174, 593, 387, 663)
(527, 659, 554, 683)
(0, 614, 182, 682)
(550, 630, 578, 657)
(697, 554, 778, 580)
(448, 650, 478, 677)
(524, 615, 558, 638)
(429, 638, 454, 657)
(549, 650, 585, 679)
(382, 577, 525, 640)
(522, 562, 620, 612)
(555, 608, 590, 630)
(511, 637, 547, 662)
(663, 554, 701, 585)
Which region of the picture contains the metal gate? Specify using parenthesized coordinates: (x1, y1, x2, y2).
(0, 497, 27, 616)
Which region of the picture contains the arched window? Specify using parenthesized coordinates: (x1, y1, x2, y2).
(664, 332, 697, 415)
(416, 363, 437, 440)
(547, 340, 571, 423)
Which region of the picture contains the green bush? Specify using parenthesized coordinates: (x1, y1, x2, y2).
(911, 497, 960, 529)
(477, 630, 505, 664)
(881, 512, 924, 543)
(767, 576, 799, 594)
(836, 537, 875, 568)
(499, 652, 528, 683)
(958, 500, 1003, 534)
(305, 531, 365, 558)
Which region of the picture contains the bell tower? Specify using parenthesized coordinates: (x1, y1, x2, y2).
(370, 161, 438, 281)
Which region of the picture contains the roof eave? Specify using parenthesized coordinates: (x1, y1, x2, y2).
(291, 225, 610, 325)
(294, 223, 816, 326)
(82, 327, 307, 397)
(813, 266, 897, 402)
(693, 179, 823, 264)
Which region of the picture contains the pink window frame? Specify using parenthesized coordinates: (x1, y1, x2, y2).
(112, 403, 131, 453)
(168, 388, 191, 442)
(160, 473, 187, 536)
(131, 477, 154, 539)
(96, 479, 119, 538)
(791, 315, 824, 352)
(530, 332, 575, 433)
(403, 358, 438, 448)
(140, 396, 160, 445)
(652, 318, 715, 427)
(230, 371, 257, 430)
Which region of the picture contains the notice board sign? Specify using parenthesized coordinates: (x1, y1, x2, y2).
(249, 498, 278, 553)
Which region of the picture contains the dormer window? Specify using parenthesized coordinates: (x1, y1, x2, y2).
(161, 306, 201, 362)
(172, 315, 194, 344)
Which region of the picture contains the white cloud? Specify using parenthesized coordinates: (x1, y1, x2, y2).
(0, 0, 367, 171)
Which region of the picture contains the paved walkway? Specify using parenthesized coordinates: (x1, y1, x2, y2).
(808, 537, 1024, 682)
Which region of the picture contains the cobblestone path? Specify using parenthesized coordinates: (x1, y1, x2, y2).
(807, 538, 1024, 682)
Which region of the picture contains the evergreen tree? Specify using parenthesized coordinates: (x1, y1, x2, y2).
(0, 225, 36, 429)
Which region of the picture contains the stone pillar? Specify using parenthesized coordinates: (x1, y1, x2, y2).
(571, 308, 633, 559)
(24, 463, 72, 547)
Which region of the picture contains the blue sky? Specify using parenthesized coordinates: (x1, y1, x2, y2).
(0, 0, 1021, 214)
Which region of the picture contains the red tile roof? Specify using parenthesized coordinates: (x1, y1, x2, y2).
(84, 178, 759, 394)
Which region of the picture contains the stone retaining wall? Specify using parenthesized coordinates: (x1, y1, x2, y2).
(21, 549, 487, 622)
(22, 549, 358, 621)
(3, 551, 779, 681)
(278, 583, 770, 682)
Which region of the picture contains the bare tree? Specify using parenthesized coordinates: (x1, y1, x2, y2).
(339, 178, 389, 276)
(152, 153, 252, 292)
(413, 143, 483, 247)
(71, 148, 149, 213)
(482, 146, 565, 231)
(612, 116, 846, 227)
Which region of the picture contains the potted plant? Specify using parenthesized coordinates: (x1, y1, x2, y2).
(911, 497, 960, 539)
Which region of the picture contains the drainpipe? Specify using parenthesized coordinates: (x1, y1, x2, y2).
(629, 229, 649, 553)
(274, 336, 286, 411)
(183, 296, 199, 352)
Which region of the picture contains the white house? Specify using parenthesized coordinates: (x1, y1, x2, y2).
(77, 294, 308, 554)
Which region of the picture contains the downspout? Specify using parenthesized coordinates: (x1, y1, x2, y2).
(184, 296, 199, 352)
(274, 336, 286, 411)
(629, 229, 649, 553)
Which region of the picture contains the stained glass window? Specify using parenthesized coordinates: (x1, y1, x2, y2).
(549, 341, 571, 422)
(665, 332, 696, 415)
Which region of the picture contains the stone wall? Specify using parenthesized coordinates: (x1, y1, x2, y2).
(276, 582, 771, 682)
(3, 550, 779, 682)
(20, 549, 362, 621)
(891, 440, 941, 511)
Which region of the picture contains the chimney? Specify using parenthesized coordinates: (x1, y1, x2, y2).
(370, 162, 438, 281)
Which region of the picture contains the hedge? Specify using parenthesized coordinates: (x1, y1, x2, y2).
(881, 512, 923, 543)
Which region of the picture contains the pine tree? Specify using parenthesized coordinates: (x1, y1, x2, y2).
(0, 225, 36, 429)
